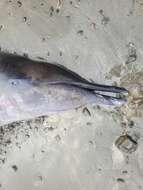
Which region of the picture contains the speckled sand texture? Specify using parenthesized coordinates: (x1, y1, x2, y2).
(0, 0, 143, 190)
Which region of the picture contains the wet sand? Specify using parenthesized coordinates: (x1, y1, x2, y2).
(0, 0, 143, 189)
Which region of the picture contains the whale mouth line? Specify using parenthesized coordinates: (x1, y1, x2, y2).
(27, 80, 129, 94)
(6, 79, 128, 106)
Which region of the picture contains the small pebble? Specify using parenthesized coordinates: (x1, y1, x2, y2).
(117, 178, 125, 183)
(11, 165, 18, 172)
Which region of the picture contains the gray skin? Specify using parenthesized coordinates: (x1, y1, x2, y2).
(0, 53, 128, 125)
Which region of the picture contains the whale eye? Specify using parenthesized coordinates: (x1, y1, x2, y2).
(8, 79, 31, 90)
(9, 79, 19, 86)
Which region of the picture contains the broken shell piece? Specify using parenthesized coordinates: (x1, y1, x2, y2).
(115, 134, 138, 153)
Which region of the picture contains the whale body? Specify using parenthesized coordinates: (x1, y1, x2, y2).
(0, 53, 128, 125)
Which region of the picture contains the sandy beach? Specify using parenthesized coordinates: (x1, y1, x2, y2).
(0, 0, 143, 189)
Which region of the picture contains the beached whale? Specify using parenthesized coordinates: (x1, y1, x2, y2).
(0, 53, 128, 125)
